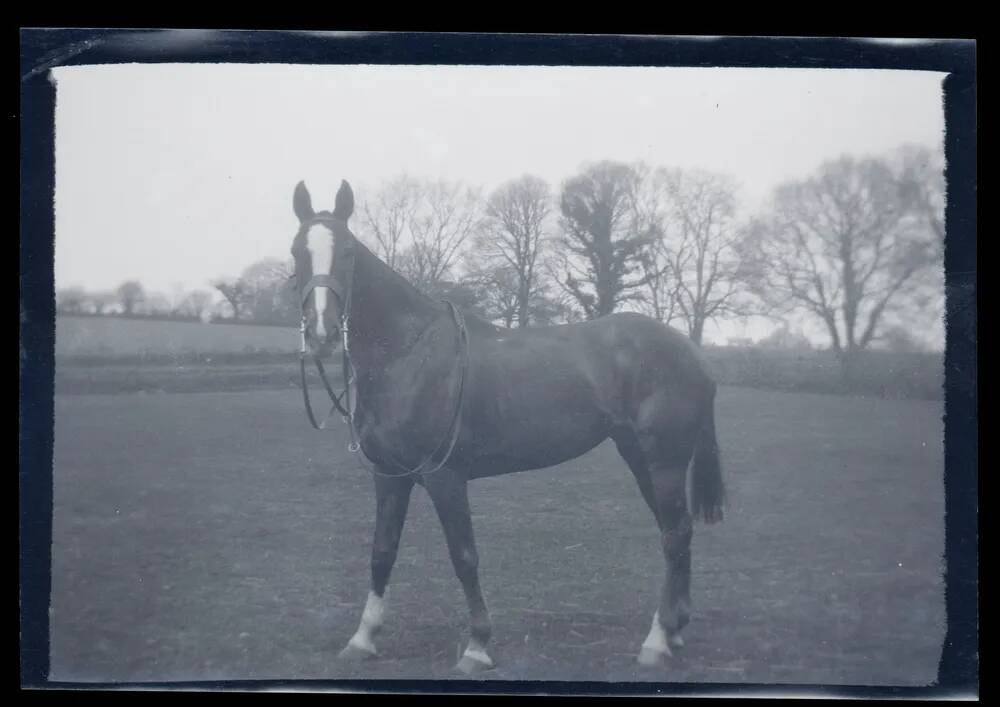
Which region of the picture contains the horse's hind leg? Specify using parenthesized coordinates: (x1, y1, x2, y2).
(613, 429, 660, 529)
(615, 429, 685, 663)
(339, 471, 414, 661)
(637, 460, 693, 666)
(615, 428, 690, 665)
(629, 417, 698, 667)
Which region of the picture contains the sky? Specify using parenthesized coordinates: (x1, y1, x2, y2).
(52, 63, 945, 343)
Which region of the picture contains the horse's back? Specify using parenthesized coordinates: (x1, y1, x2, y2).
(466, 310, 714, 391)
(466, 311, 714, 433)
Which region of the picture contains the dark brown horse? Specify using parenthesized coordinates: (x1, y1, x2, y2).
(291, 180, 725, 674)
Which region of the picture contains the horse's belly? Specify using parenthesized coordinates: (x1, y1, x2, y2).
(467, 396, 612, 476)
(462, 346, 623, 476)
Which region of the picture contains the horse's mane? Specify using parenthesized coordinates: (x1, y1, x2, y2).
(344, 224, 520, 337)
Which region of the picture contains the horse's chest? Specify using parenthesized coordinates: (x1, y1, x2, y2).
(353, 383, 436, 466)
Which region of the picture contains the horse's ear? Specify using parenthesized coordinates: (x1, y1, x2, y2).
(333, 180, 355, 221)
(293, 181, 315, 223)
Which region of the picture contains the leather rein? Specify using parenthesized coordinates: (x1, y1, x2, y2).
(297, 217, 470, 478)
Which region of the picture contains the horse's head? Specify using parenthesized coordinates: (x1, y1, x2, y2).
(290, 179, 356, 358)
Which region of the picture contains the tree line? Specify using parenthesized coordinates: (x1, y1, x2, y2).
(56, 281, 217, 321)
(58, 144, 944, 377)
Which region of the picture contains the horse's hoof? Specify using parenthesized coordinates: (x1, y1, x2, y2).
(637, 646, 669, 667)
(337, 642, 377, 662)
(456, 653, 495, 675)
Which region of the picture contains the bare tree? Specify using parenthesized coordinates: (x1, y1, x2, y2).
(628, 167, 689, 326)
(240, 258, 297, 324)
(895, 144, 945, 256)
(180, 290, 214, 320)
(138, 291, 172, 316)
(527, 290, 577, 326)
(358, 175, 422, 270)
(558, 161, 658, 319)
(466, 259, 568, 329)
(477, 175, 552, 327)
(891, 144, 947, 350)
(167, 283, 188, 316)
(116, 280, 145, 316)
(636, 237, 683, 325)
(878, 323, 926, 353)
(745, 155, 939, 382)
(56, 286, 88, 314)
(87, 290, 117, 315)
(400, 179, 482, 293)
(758, 324, 814, 351)
(538, 254, 586, 324)
(656, 168, 758, 345)
(465, 263, 520, 328)
(212, 278, 251, 321)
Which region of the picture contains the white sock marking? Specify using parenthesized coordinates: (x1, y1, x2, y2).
(462, 641, 493, 666)
(642, 610, 669, 655)
(347, 591, 384, 653)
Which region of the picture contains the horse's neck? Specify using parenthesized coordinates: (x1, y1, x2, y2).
(347, 245, 443, 375)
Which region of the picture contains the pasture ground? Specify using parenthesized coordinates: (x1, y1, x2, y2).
(49, 386, 945, 685)
(56, 316, 295, 358)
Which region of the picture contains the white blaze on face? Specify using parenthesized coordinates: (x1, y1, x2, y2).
(306, 223, 335, 340)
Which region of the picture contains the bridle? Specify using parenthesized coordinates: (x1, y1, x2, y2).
(297, 216, 471, 478)
(297, 215, 356, 430)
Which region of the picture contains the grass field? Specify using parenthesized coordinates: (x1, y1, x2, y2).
(56, 316, 296, 358)
(49, 386, 945, 685)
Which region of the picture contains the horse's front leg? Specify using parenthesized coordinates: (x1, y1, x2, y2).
(338, 471, 414, 661)
(423, 468, 494, 675)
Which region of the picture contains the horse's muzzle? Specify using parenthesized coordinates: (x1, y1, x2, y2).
(302, 318, 339, 359)
(307, 331, 339, 359)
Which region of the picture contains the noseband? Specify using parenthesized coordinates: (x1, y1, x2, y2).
(297, 269, 353, 428)
(300, 273, 345, 314)
(297, 218, 471, 479)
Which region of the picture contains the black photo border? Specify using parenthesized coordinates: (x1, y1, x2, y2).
(19, 30, 978, 699)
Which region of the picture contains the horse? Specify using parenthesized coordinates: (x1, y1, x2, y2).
(290, 179, 725, 674)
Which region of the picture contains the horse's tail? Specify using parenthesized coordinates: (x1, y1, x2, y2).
(689, 384, 725, 524)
